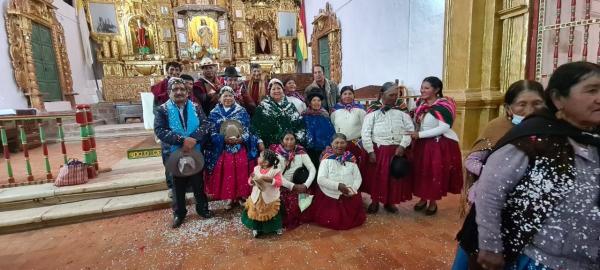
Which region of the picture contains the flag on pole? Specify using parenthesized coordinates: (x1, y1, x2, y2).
(296, 0, 308, 62)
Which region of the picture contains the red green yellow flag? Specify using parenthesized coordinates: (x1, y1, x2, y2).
(296, 0, 308, 62)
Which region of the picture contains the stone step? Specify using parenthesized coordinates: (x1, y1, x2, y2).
(0, 157, 165, 211)
(0, 190, 178, 235)
(62, 123, 153, 141)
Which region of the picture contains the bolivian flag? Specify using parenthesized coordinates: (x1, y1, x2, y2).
(296, 0, 308, 62)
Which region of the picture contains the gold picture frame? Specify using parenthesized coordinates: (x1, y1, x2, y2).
(88, 2, 119, 35)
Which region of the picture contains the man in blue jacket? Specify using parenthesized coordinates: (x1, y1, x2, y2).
(154, 77, 215, 228)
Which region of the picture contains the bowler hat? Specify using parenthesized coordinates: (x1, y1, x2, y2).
(390, 155, 410, 179)
(166, 149, 205, 177)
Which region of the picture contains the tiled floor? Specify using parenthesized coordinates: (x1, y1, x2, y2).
(0, 195, 462, 270)
(0, 136, 151, 185)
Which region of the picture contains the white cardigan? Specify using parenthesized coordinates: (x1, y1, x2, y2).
(330, 108, 366, 140)
(249, 167, 294, 204)
(317, 159, 362, 199)
(361, 109, 415, 153)
(418, 113, 459, 141)
(277, 153, 317, 188)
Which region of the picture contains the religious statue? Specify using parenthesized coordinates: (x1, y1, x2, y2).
(254, 28, 270, 54)
(136, 19, 150, 55)
(197, 19, 213, 49)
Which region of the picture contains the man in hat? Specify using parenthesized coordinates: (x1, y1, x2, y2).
(193, 57, 223, 115)
(361, 82, 415, 215)
(221, 66, 256, 114)
(243, 63, 268, 106)
(151, 61, 182, 106)
(155, 77, 215, 228)
(305, 64, 339, 112)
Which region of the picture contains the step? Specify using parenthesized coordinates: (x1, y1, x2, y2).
(0, 157, 166, 211)
(0, 190, 176, 235)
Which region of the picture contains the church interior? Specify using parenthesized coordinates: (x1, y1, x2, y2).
(0, 0, 599, 268)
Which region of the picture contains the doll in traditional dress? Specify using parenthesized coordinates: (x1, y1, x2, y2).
(241, 149, 293, 238)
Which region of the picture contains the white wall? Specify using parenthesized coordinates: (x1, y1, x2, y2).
(0, 0, 28, 109)
(0, 0, 98, 110)
(54, 0, 99, 104)
(304, 0, 445, 95)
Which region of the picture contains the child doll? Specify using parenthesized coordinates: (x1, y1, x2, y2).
(242, 149, 294, 238)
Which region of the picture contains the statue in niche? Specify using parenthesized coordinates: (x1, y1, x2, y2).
(136, 19, 150, 55)
(197, 19, 213, 49)
(254, 28, 271, 54)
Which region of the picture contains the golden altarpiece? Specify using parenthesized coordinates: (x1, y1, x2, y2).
(79, 0, 301, 102)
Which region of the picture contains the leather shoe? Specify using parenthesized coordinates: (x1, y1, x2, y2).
(367, 202, 379, 214)
(384, 204, 399, 214)
(425, 205, 438, 216)
(198, 210, 213, 219)
(172, 216, 184, 228)
(413, 201, 427, 211)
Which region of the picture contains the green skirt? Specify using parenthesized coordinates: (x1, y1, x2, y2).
(241, 204, 283, 234)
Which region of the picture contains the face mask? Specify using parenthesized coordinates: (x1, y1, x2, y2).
(511, 114, 525, 125)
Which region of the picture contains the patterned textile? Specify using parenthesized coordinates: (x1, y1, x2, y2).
(366, 99, 407, 114)
(414, 97, 457, 127)
(270, 144, 307, 164)
(250, 96, 306, 147)
(332, 101, 365, 112)
(320, 146, 356, 165)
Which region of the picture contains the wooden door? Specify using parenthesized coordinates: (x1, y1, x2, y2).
(31, 22, 62, 101)
(318, 36, 331, 79)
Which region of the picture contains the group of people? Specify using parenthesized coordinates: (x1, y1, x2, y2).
(153, 58, 600, 270)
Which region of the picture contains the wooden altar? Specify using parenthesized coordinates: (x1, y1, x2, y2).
(80, 0, 303, 102)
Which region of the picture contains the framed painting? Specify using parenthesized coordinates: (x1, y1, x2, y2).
(89, 2, 119, 34)
(277, 11, 297, 38)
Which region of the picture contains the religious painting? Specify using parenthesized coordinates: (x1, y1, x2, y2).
(187, 16, 219, 49)
(178, 32, 187, 43)
(89, 2, 119, 34)
(160, 6, 169, 15)
(163, 28, 172, 39)
(277, 12, 297, 38)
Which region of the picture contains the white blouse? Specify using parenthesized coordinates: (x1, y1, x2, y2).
(330, 108, 366, 140)
(317, 159, 362, 199)
(361, 109, 415, 153)
(277, 153, 317, 188)
(287, 96, 306, 115)
(418, 113, 459, 141)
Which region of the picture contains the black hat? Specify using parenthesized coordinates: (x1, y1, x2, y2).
(221, 66, 242, 78)
(166, 149, 205, 177)
(389, 156, 410, 179)
(292, 166, 310, 184)
(306, 91, 325, 103)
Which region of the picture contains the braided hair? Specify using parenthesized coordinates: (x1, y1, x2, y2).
(261, 149, 280, 169)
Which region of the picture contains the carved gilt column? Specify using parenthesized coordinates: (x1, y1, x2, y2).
(444, 0, 530, 150)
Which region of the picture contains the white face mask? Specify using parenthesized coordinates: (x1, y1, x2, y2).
(511, 114, 525, 125)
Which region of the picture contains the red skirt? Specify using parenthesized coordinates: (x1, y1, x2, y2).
(281, 189, 301, 230)
(205, 146, 253, 201)
(304, 187, 366, 230)
(362, 144, 413, 204)
(346, 140, 368, 177)
(411, 136, 463, 200)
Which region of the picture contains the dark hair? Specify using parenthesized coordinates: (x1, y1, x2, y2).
(180, 74, 194, 82)
(312, 65, 325, 73)
(545, 61, 600, 113)
(340, 85, 354, 95)
(423, 76, 443, 97)
(331, 133, 347, 142)
(280, 130, 297, 142)
(166, 61, 182, 70)
(261, 149, 280, 168)
(250, 63, 261, 70)
(381, 82, 396, 93)
(504, 80, 544, 105)
(283, 77, 296, 87)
